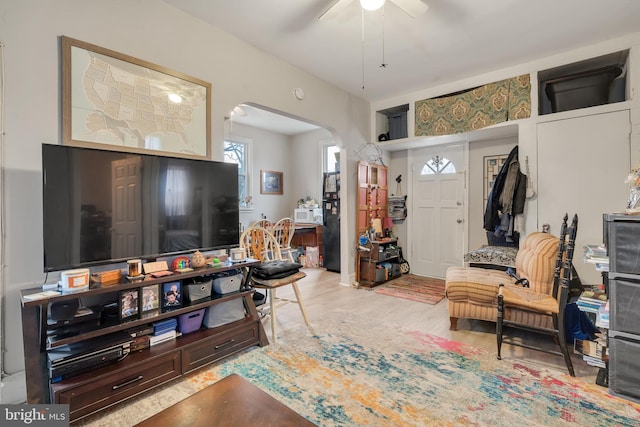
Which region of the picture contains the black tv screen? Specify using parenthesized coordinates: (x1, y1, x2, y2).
(42, 144, 239, 272)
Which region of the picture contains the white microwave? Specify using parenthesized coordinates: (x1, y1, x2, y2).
(294, 208, 323, 224)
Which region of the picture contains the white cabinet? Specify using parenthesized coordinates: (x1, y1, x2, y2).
(537, 109, 631, 284)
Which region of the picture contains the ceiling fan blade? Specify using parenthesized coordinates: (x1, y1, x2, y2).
(391, 0, 429, 18)
(318, 0, 354, 21)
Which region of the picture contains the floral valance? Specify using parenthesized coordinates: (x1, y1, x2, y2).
(415, 74, 531, 137)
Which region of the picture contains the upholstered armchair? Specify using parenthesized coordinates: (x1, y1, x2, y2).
(445, 232, 559, 331)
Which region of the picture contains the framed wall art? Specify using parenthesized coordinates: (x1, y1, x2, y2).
(483, 154, 509, 206)
(61, 36, 211, 160)
(260, 170, 283, 195)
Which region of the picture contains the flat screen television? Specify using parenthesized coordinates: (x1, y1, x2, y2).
(42, 144, 239, 272)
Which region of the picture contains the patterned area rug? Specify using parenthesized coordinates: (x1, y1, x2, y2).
(78, 311, 640, 427)
(374, 274, 446, 304)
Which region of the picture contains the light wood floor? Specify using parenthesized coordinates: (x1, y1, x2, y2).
(265, 268, 600, 380)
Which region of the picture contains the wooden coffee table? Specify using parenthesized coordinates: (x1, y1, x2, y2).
(134, 373, 316, 426)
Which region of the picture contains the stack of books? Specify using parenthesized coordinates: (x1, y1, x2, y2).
(574, 336, 608, 368)
(150, 318, 179, 346)
(576, 287, 609, 328)
(574, 285, 609, 368)
(583, 244, 609, 272)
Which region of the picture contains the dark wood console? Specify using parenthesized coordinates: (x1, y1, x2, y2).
(358, 239, 400, 287)
(291, 224, 323, 256)
(20, 261, 268, 422)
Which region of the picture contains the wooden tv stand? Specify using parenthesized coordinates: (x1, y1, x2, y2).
(20, 260, 268, 422)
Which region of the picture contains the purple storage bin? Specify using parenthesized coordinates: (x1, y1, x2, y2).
(177, 309, 205, 334)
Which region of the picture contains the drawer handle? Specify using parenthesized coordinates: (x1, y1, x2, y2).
(214, 339, 236, 350)
(112, 375, 144, 390)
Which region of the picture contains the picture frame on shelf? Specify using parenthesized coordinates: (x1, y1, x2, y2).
(162, 281, 182, 311)
(119, 289, 140, 321)
(140, 284, 160, 313)
(260, 170, 283, 195)
(61, 36, 211, 160)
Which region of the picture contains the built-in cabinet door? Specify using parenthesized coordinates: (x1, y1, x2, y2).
(356, 161, 389, 238)
(537, 109, 631, 284)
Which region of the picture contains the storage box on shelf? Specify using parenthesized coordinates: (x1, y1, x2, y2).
(538, 50, 628, 115)
(20, 260, 268, 422)
(375, 104, 409, 141)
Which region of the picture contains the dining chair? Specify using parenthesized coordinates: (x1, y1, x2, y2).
(272, 217, 297, 262)
(251, 219, 274, 230)
(240, 226, 312, 343)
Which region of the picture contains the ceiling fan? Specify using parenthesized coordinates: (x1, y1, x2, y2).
(319, 0, 428, 21)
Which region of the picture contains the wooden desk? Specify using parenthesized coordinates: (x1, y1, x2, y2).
(291, 223, 323, 255)
(134, 373, 315, 427)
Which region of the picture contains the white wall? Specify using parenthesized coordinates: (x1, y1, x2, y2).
(290, 128, 334, 207)
(227, 123, 334, 230)
(0, 0, 369, 387)
(227, 122, 297, 228)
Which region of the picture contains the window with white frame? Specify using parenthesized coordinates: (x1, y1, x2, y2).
(224, 137, 252, 208)
(323, 142, 339, 172)
(420, 155, 456, 175)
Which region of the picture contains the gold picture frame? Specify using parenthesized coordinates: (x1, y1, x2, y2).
(260, 170, 283, 195)
(484, 154, 509, 206)
(61, 36, 211, 160)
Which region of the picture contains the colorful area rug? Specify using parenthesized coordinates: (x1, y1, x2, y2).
(78, 311, 640, 427)
(374, 274, 446, 304)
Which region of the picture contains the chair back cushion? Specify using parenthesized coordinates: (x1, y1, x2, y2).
(515, 232, 559, 295)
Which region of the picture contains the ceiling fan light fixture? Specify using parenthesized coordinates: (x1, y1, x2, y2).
(360, 0, 385, 11)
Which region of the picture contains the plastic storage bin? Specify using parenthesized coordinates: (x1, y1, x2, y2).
(544, 65, 622, 113)
(604, 214, 640, 275)
(213, 273, 243, 295)
(184, 277, 213, 303)
(608, 272, 640, 335)
(608, 332, 640, 402)
(177, 309, 205, 334)
(203, 300, 244, 328)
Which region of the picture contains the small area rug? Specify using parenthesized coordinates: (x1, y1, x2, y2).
(78, 311, 640, 427)
(374, 274, 446, 304)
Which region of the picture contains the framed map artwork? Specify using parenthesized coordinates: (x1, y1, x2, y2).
(483, 154, 509, 206)
(61, 36, 211, 160)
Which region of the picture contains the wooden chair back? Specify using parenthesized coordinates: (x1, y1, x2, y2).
(251, 219, 274, 230)
(240, 226, 282, 262)
(272, 218, 296, 261)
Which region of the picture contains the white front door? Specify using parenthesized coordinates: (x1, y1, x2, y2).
(410, 143, 466, 278)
